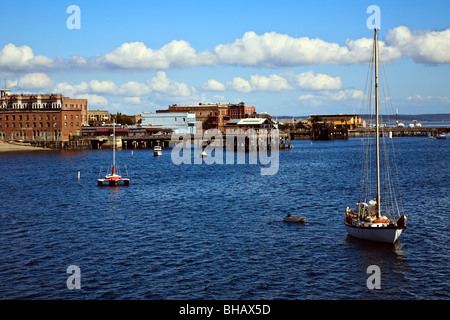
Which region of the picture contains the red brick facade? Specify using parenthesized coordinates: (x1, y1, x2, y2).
(157, 102, 255, 131)
(0, 90, 88, 141)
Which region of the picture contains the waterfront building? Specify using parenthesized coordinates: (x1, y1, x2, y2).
(0, 89, 88, 141)
(224, 118, 277, 133)
(307, 114, 363, 130)
(88, 110, 110, 125)
(141, 112, 196, 134)
(156, 102, 256, 131)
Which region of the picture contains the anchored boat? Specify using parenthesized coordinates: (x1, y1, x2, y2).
(344, 29, 407, 243)
(153, 145, 162, 156)
(97, 121, 130, 187)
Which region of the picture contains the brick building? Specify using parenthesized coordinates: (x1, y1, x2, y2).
(156, 102, 255, 131)
(0, 89, 88, 141)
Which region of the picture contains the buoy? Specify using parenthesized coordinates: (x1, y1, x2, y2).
(78, 171, 80, 179)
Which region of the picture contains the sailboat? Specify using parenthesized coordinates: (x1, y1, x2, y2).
(344, 29, 407, 243)
(97, 120, 130, 187)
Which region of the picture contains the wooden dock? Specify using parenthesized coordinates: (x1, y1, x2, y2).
(349, 126, 450, 137)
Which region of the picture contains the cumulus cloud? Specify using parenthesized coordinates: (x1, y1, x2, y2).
(93, 40, 214, 69)
(76, 94, 108, 106)
(7, 73, 54, 91)
(298, 89, 366, 106)
(386, 26, 450, 64)
(0, 44, 54, 72)
(202, 79, 226, 91)
(226, 74, 292, 93)
(295, 70, 342, 90)
(213, 31, 401, 67)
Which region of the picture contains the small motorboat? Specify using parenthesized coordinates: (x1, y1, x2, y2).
(153, 145, 162, 156)
(436, 133, 447, 139)
(283, 214, 306, 223)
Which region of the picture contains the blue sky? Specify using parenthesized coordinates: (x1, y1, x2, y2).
(1, 0, 449, 116)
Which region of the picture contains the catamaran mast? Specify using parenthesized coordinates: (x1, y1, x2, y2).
(374, 28, 381, 218)
(112, 117, 116, 175)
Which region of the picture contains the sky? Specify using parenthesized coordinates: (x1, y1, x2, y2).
(0, 0, 449, 116)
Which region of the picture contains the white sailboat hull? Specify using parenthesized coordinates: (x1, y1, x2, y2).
(345, 224, 403, 243)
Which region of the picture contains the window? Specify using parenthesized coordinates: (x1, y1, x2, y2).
(19, 115, 22, 120)
(64, 122, 67, 127)
(12, 115, 15, 120)
(64, 115, 67, 120)
(26, 115, 29, 120)
(76, 122, 79, 127)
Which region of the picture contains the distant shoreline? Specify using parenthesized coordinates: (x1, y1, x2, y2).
(0, 142, 52, 152)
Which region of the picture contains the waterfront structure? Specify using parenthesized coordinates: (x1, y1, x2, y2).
(141, 112, 195, 134)
(82, 124, 171, 137)
(0, 89, 88, 141)
(224, 118, 277, 133)
(308, 114, 363, 130)
(88, 110, 110, 125)
(156, 102, 256, 131)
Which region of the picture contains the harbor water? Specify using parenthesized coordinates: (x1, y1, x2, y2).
(0, 137, 448, 299)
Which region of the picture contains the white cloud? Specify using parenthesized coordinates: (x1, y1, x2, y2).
(386, 26, 450, 64)
(76, 94, 108, 106)
(226, 74, 292, 93)
(93, 40, 214, 69)
(202, 79, 226, 91)
(248, 74, 292, 92)
(8, 73, 54, 91)
(298, 89, 365, 106)
(148, 71, 195, 97)
(295, 70, 342, 90)
(89, 80, 118, 95)
(227, 77, 252, 93)
(0, 44, 53, 72)
(213, 31, 401, 67)
(407, 94, 450, 104)
(123, 97, 142, 104)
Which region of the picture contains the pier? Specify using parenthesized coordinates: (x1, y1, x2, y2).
(289, 125, 450, 140)
(349, 126, 450, 137)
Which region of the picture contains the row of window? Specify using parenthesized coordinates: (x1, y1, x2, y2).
(0, 122, 79, 128)
(0, 114, 80, 121)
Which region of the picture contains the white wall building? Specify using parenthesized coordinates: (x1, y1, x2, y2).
(141, 112, 195, 134)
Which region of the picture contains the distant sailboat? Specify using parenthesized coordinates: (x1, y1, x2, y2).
(97, 120, 130, 187)
(344, 29, 407, 243)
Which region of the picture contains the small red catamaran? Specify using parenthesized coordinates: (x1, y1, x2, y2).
(97, 120, 130, 187)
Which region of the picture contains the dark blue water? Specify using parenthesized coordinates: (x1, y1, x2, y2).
(0, 137, 448, 300)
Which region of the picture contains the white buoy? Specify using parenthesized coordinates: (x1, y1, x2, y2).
(388, 131, 392, 139)
(78, 171, 80, 179)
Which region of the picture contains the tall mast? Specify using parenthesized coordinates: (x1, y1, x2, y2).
(374, 28, 381, 218)
(113, 117, 116, 174)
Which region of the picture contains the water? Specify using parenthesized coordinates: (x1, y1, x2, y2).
(0, 137, 448, 300)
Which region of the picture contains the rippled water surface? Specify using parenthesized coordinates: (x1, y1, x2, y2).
(0, 137, 448, 299)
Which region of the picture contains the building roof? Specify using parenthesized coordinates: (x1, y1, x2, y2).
(237, 118, 268, 125)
